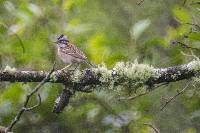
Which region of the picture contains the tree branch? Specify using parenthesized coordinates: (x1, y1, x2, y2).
(52, 84, 74, 113)
(1, 61, 199, 90)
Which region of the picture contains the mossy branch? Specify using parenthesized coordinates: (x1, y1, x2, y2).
(0, 60, 200, 92)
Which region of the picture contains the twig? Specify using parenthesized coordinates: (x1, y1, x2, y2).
(176, 41, 200, 51)
(137, 0, 144, 5)
(144, 123, 160, 133)
(190, 2, 200, 5)
(181, 50, 199, 60)
(160, 81, 191, 111)
(185, 23, 200, 31)
(183, 0, 187, 5)
(5, 63, 55, 132)
(119, 91, 149, 101)
(119, 82, 168, 101)
(190, 50, 199, 60)
(25, 94, 41, 111)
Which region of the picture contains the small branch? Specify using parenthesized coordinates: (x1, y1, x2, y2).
(160, 81, 191, 111)
(137, 0, 144, 5)
(190, 2, 200, 5)
(5, 63, 55, 132)
(177, 41, 199, 50)
(144, 123, 160, 133)
(119, 91, 149, 101)
(181, 50, 199, 60)
(183, 0, 187, 5)
(25, 94, 41, 111)
(185, 23, 200, 31)
(119, 83, 168, 101)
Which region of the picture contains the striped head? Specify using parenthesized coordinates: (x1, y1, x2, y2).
(56, 34, 69, 48)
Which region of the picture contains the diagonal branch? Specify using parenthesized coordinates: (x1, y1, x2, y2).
(5, 63, 55, 132)
(144, 123, 160, 133)
(160, 80, 192, 111)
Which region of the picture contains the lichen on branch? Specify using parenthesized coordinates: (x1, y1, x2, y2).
(187, 60, 200, 71)
(1, 60, 200, 92)
(82, 61, 161, 91)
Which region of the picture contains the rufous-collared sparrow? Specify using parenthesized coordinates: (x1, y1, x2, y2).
(55, 34, 96, 68)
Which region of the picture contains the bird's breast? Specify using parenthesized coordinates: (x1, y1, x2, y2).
(57, 48, 82, 64)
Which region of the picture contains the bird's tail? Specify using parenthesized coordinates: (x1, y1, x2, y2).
(84, 59, 97, 68)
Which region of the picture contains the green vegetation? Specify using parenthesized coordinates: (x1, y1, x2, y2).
(0, 0, 200, 132)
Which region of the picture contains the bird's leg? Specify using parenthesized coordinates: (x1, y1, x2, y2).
(60, 64, 72, 72)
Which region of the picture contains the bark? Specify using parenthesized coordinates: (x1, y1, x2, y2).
(0, 61, 198, 92)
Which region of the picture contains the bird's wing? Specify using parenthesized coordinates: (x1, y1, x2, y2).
(60, 43, 87, 60)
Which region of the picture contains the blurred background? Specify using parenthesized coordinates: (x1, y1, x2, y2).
(0, 0, 200, 132)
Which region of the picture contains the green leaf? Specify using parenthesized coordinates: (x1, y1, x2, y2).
(188, 32, 200, 41)
(173, 6, 191, 23)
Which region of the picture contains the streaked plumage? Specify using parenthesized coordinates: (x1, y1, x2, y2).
(56, 34, 96, 67)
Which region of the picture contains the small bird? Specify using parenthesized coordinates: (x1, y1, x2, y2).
(55, 34, 96, 69)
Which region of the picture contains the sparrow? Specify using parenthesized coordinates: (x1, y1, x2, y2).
(55, 34, 96, 68)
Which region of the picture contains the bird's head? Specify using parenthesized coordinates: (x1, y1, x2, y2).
(55, 34, 69, 47)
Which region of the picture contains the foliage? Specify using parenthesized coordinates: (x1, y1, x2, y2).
(0, 0, 200, 133)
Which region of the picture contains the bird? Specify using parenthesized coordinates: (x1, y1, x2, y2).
(55, 34, 96, 70)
